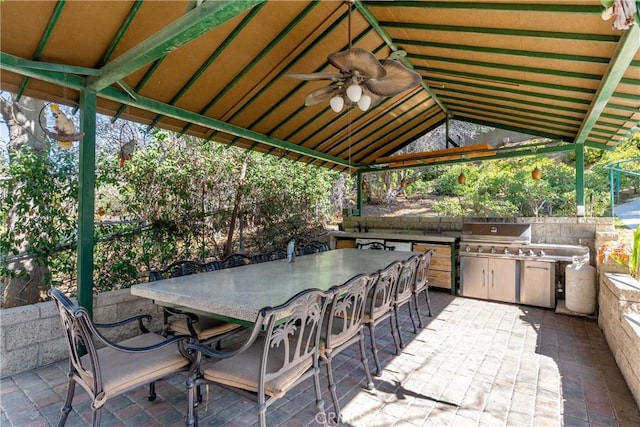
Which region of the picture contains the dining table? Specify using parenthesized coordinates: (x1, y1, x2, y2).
(130, 248, 419, 325)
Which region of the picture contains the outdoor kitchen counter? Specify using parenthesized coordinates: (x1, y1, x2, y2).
(329, 231, 458, 294)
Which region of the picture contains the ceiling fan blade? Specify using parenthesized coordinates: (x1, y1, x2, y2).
(364, 59, 422, 97)
(328, 48, 386, 80)
(305, 85, 339, 106)
(286, 72, 344, 81)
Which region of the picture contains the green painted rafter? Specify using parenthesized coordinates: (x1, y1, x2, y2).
(16, 0, 66, 100)
(87, 0, 265, 91)
(354, 1, 449, 116)
(574, 23, 640, 144)
(148, 3, 266, 132)
(0, 52, 349, 168)
(363, 2, 602, 14)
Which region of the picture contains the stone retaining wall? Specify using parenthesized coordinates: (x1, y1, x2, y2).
(342, 216, 614, 258)
(0, 289, 162, 378)
(598, 273, 640, 409)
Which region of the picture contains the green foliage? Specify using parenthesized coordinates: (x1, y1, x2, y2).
(0, 145, 78, 285)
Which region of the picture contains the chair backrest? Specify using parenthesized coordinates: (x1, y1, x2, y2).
(396, 256, 420, 304)
(252, 247, 288, 264)
(324, 273, 374, 350)
(414, 250, 435, 292)
(257, 288, 330, 395)
(298, 241, 330, 255)
(149, 260, 209, 281)
(367, 261, 402, 320)
(49, 288, 105, 395)
(356, 241, 395, 251)
(217, 253, 254, 269)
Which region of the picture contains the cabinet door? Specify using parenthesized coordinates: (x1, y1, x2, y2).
(461, 257, 487, 299)
(520, 260, 555, 308)
(488, 258, 517, 303)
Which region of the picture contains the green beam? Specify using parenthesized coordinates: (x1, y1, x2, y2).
(77, 88, 97, 315)
(397, 39, 610, 64)
(16, 0, 66, 100)
(0, 51, 350, 168)
(419, 65, 596, 94)
(99, 87, 351, 167)
(428, 76, 591, 108)
(87, 0, 265, 91)
(413, 53, 601, 81)
(455, 115, 569, 141)
(379, 21, 619, 43)
(364, 2, 602, 13)
(354, 1, 449, 116)
(149, 3, 265, 132)
(97, 1, 143, 67)
(574, 23, 640, 144)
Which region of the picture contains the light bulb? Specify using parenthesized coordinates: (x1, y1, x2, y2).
(358, 94, 371, 111)
(346, 84, 362, 102)
(329, 95, 344, 113)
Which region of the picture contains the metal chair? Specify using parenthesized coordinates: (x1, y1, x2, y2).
(412, 250, 435, 330)
(186, 288, 331, 427)
(393, 256, 420, 351)
(298, 240, 330, 255)
(356, 241, 396, 251)
(320, 273, 376, 422)
(149, 260, 241, 345)
(208, 253, 254, 270)
(251, 247, 287, 263)
(48, 288, 191, 427)
(363, 261, 402, 376)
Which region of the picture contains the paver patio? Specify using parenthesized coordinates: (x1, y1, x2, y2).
(2, 290, 638, 426)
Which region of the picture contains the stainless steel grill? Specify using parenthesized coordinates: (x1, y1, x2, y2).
(459, 222, 590, 309)
(459, 222, 589, 262)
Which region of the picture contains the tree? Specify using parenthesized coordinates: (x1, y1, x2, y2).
(0, 94, 59, 307)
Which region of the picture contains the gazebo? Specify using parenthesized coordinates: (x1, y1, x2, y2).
(1, 0, 639, 310)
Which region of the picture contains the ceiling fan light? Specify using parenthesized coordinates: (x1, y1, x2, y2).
(329, 95, 344, 113)
(346, 83, 362, 102)
(358, 94, 371, 111)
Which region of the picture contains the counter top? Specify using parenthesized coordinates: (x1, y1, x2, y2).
(329, 230, 458, 243)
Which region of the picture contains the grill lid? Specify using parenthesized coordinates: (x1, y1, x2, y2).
(461, 222, 531, 244)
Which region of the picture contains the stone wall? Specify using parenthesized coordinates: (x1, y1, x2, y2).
(342, 216, 615, 258)
(598, 273, 640, 409)
(0, 289, 162, 378)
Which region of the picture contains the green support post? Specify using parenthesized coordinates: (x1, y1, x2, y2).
(575, 144, 585, 217)
(77, 89, 97, 316)
(356, 170, 363, 216)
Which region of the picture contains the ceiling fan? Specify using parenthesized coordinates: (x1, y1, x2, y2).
(287, 1, 422, 113)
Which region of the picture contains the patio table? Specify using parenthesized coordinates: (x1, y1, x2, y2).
(131, 248, 418, 324)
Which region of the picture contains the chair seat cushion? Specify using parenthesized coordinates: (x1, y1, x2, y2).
(201, 338, 312, 398)
(166, 316, 241, 340)
(81, 333, 189, 405)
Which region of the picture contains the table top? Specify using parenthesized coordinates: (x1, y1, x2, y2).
(131, 249, 418, 323)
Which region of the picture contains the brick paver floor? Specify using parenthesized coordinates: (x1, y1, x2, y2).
(2, 290, 639, 426)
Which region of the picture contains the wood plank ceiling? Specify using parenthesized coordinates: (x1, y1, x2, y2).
(1, 0, 639, 173)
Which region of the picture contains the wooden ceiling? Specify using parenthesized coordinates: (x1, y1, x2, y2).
(1, 1, 639, 173)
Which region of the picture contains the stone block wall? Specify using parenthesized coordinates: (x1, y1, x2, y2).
(598, 273, 640, 409)
(0, 289, 162, 378)
(342, 216, 615, 259)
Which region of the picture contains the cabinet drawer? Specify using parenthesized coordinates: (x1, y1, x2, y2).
(412, 243, 451, 258)
(428, 270, 452, 288)
(335, 239, 356, 249)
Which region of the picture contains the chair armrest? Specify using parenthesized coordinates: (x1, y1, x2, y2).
(94, 314, 153, 333)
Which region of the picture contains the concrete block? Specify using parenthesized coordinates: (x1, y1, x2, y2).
(0, 347, 38, 378)
(4, 317, 63, 351)
(0, 304, 40, 327)
(38, 338, 68, 367)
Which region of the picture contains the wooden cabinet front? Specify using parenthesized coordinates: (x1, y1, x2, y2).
(412, 243, 453, 289)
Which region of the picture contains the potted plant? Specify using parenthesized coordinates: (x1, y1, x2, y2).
(598, 227, 640, 279)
